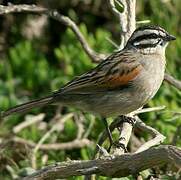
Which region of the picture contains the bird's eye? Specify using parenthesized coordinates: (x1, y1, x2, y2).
(159, 39, 165, 46)
(152, 33, 158, 39)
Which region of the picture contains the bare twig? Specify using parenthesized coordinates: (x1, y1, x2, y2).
(96, 144, 109, 157)
(31, 113, 73, 169)
(134, 106, 166, 114)
(13, 136, 92, 150)
(74, 113, 85, 139)
(109, 0, 136, 49)
(113, 118, 134, 155)
(164, 73, 181, 91)
(0, 4, 47, 14)
(83, 115, 95, 139)
(135, 117, 166, 153)
(105, 36, 119, 48)
(24, 145, 181, 179)
(96, 107, 166, 155)
(48, 10, 107, 62)
(6, 165, 19, 179)
(13, 113, 45, 134)
(126, 0, 136, 41)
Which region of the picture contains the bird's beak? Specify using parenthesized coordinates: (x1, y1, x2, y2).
(165, 34, 176, 41)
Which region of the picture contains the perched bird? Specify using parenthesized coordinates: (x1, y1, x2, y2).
(1, 25, 175, 147)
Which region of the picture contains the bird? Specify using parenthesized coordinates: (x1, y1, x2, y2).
(1, 25, 176, 148)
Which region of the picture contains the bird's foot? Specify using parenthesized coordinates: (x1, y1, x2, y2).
(113, 141, 128, 153)
(119, 115, 136, 126)
(107, 139, 128, 153)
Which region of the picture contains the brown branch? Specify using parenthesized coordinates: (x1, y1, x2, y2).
(109, 0, 136, 49)
(13, 113, 45, 134)
(12, 136, 92, 150)
(10, 113, 92, 152)
(126, 0, 136, 38)
(135, 117, 166, 153)
(164, 73, 181, 91)
(31, 113, 73, 169)
(0, 4, 47, 14)
(112, 115, 136, 155)
(74, 113, 85, 139)
(48, 10, 106, 62)
(24, 145, 181, 179)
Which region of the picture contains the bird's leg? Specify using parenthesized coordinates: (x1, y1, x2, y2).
(102, 116, 136, 153)
(102, 117, 113, 152)
(120, 115, 136, 126)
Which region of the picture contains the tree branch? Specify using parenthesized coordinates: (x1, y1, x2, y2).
(13, 113, 45, 134)
(109, 0, 136, 49)
(0, 4, 47, 14)
(48, 10, 106, 62)
(24, 145, 181, 179)
(164, 73, 181, 91)
(12, 136, 92, 150)
(31, 113, 73, 169)
(135, 117, 166, 153)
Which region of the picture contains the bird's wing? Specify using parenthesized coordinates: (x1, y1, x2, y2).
(56, 51, 143, 94)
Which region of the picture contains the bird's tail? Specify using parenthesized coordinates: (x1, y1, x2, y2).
(1, 95, 54, 118)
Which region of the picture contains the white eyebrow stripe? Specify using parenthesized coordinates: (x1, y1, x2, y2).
(158, 31, 166, 37)
(133, 38, 160, 46)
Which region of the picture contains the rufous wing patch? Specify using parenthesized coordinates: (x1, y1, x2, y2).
(102, 64, 143, 88)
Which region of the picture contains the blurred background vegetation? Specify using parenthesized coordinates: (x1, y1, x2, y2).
(0, 0, 180, 179)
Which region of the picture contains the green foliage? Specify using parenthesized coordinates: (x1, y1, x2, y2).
(114, 0, 124, 13)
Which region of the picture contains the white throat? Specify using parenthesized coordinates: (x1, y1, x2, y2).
(138, 43, 168, 55)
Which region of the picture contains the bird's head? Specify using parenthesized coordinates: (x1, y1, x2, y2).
(126, 25, 176, 54)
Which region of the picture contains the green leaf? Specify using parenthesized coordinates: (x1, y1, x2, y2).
(114, 0, 124, 13)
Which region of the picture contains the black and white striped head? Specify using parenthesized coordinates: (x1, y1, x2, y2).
(126, 25, 176, 54)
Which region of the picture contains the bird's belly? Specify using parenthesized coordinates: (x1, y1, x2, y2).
(83, 78, 163, 116)
(95, 91, 150, 116)
(68, 90, 148, 117)
(88, 86, 161, 116)
(61, 79, 162, 117)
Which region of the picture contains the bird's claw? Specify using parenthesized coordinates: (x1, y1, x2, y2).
(118, 115, 136, 127)
(113, 142, 128, 152)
